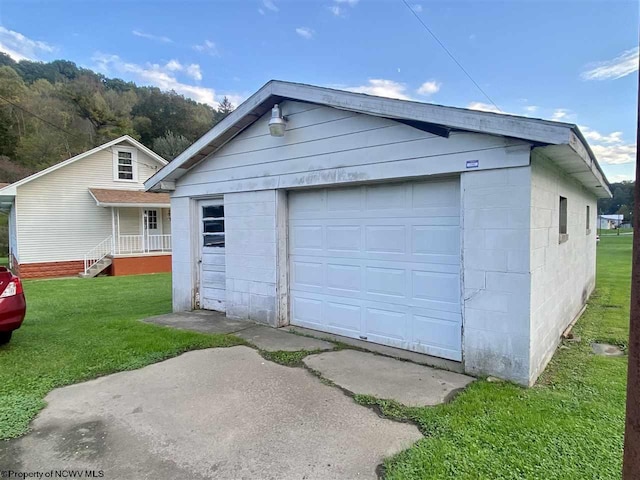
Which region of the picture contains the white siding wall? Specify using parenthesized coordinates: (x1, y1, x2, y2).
(461, 167, 532, 384)
(172, 101, 531, 199)
(118, 208, 141, 235)
(9, 201, 18, 262)
(529, 152, 597, 381)
(224, 190, 278, 325)
(16, 142, 163, 263)
(162, 208, 171, 234)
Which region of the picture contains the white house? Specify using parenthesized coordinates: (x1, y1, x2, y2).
(598, 214, 623, 230)
(145, 81, 611, 385)
(0, 135, 172, 279)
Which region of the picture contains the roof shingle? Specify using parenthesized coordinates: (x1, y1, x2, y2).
(89, 188, 170, 207)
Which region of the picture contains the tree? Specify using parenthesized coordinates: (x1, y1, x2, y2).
(152, 130, 192, 161)
(216, 96, 235, 121)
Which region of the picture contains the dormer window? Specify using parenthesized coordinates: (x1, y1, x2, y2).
(113, 147, 138, 182)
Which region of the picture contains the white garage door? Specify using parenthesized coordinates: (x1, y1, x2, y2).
(289, 179, 462, 361)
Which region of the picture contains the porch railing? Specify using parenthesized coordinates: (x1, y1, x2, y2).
(84, 235, 113, 274)
(116, 234, 172, 254)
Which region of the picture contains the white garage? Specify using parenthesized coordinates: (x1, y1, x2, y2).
(146, 81, 610, 385)
(289, 181, 462, 361)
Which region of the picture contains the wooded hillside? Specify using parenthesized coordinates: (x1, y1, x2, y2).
(598, 181, 635, 221)
(0, 53, 234, 182)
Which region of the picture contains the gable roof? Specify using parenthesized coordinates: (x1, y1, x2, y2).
(0, 135, 167, 198)
(144, 80, 611, 198)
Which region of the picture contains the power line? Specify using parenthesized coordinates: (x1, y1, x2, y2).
(0, 93, 162, 171)
(0, 93, 78, 137)
(400, 0, 502, 112)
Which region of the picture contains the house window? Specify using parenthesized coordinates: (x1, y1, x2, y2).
(113, 148, 137, 182)
(586, 205, 591, 234)
(559, 196, 568, 243)
(146, 210, 158, 230)
(203, 205, 224, 247)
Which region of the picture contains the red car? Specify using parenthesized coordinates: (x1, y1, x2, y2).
(0, 267, 26, 344)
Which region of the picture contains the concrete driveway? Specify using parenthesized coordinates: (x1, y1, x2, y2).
(1, 346, 422, 479)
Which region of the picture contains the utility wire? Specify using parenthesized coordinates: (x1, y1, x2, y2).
(0, 93, 162, 171)
(0, 93, 78, 137)
(400, 0, 502, 112)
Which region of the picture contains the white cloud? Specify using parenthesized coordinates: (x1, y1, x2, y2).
(581, 47, 639, 81)
(417, 80, 440, 96)
(132, 30, 172, 43)
(263, 0, 279, 12)
(258, 8, 265, 15)
(467, 101, 503, 114)
(0, 26, 54, 61)
(296, 27, 315, 39)
(551, 108, 569, 121)
(524, 105, 538, 113)
(93, 53, 217, 106)
(154, 60, 202, 81)
(580, 125, 623, 144)
(411, 4, 423, 12)
(592, 143, 636, 165)
(578, 126, 636, 165)
(608, 174, 635, 183)
(165, 59, 182, 71)
(345, 79, 410, 100)
(185, 64, 202, 81)
(193, 40, 219, 56)
(329, 0, 358, 16)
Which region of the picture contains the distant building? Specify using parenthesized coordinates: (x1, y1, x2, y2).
(598, 214, 623, 230)
(0, 136, 172, 279)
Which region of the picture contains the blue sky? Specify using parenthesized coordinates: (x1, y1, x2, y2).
(0, 0, 637, 182)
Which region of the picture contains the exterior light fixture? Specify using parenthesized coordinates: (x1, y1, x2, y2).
(268, 104, 287, 137)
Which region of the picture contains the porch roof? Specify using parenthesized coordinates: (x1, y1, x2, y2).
(89, 188, 171, 208)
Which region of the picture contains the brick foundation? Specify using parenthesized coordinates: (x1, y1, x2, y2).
(18, 260, 85, 279)
(111, 254, 172, 276)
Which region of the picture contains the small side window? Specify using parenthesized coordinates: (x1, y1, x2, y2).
(203, 205, 225, 247)
(559, 196, 568, 243)
(586, 205, 591, 234)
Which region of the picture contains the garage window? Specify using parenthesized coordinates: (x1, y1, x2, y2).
(586, 205, 591, 234)
(203, 205, 224, 247)
(559, 196, 568, 243)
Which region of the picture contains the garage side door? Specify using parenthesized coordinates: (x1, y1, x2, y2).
(199, 200, 226, 312)
(289, 179, 462, 361)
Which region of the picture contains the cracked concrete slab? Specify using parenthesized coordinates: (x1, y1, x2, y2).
(1, 346, 421, 479)
(304, 349, 474, 406)
(143, 311, 252, 334)
(235, 325, 335, 352)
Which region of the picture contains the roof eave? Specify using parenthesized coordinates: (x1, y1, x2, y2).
(144, 80, 612, 198)
(95, 202, 171, 208)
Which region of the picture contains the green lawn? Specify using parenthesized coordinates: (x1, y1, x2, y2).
(0, 238, 632, 477)
(0, 273, 243, 440)
(599, 228, 633, 236)
(377, 235, 631, 479)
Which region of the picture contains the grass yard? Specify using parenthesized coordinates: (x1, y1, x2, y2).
(0, 238, 632, 478)
(0, 273, 243, 440)
(373, 235, 631, 479)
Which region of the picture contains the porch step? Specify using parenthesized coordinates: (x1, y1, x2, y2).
(78, 257, 112, 278)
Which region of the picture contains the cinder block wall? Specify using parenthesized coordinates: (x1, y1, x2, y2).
(170, 196, 196, 312)
(461, 167, 532, 384)
(224, 190, 278, 325)
(529, 152, 597, 380)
